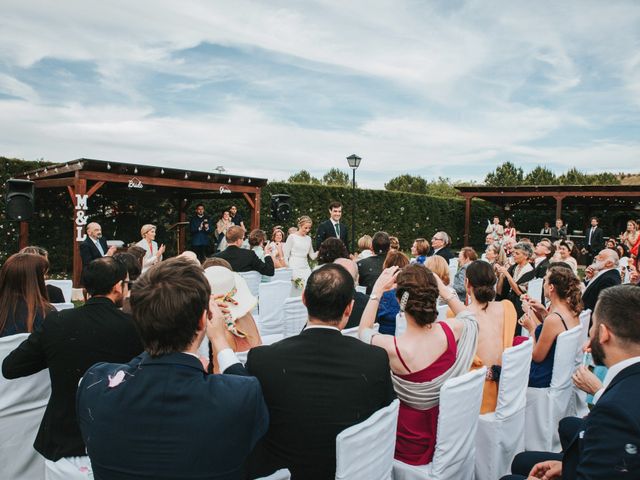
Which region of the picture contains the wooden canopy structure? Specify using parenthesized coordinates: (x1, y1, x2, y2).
(457, 185, 640, 246)
(15, 158, 267, 286)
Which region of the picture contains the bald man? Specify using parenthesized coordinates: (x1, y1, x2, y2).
(80, 223, 116, 280)
(582, 249, 621, 314)
(334, 258, 369, 329)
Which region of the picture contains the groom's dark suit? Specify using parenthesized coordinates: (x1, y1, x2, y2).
(315, 219, 349, 251)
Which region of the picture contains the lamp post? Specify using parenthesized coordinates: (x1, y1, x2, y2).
(346, 154, 361, 253)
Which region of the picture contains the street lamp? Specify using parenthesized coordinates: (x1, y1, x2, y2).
(346, 154, 361, 253)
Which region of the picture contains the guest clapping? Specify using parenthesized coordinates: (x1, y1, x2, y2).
(136, 224, 165, 273)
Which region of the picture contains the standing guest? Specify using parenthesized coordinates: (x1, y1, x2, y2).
(79, 222, 116, 277)
(582, 216, 604, 265)
(540, 221, 552, 236)
(550, 218, 568, 241)
(189, 203, 211, 262)
(216, 264, 395, 479)
(486, 216, 505, 241)
(0, 253, 54, 337)
(582, 249, 621, 313)
(356, 234, 373, 260)
(135, 224, 165, 273)
(2, 257, 143, 478)
(267, 228, 287, 268)
(229, 204, 246, 230)
(357, 231, 390, 295)
(553, 240, 579, 275)
(532, 239, 554, 279)
(19, 246, 65, 303)
(427, 231, 454, 262)
(376, 251, 410, 335)
(389, 236, 400, 252)
(410, 238, 430, 264)
(214, 226, 275, 276)
(503, 218, 517, 240)
(620, 219, 639, 250)
(496, 242, 535, 321)
(215, 210, 234, 252)
(520, 265, 582, 388)
(284, 216, 318, 283)
(76, 258, 268, 479)
(316, 237, 349, 267)
(334, 258, 369, 329)
(359, 265, 477, 466)
(452, 247, 478, 302)
(315, 201, 348, 251)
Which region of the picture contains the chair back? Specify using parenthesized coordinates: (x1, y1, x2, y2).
(448, 266, 457, 286)
(272, 268, 293, 283)
(45, 279, 73, 303)
(448, 258, 459, 269)
(335, 399, 400, 480)
(281, 297, 308, 338)
(52, 303, 74, 311)
(257, 281, 291, 336)
(550, 325, 582, 390)
(527, 278, 543, 305)
(0, 333, 50, 480)
(430, 368, 486, 479)
(436, 304, 449, 320)
(495, 340, 533, 420)
(355, 285, 367, 294)
(342, 324, 379, 339)
(239, 271, 261, 299)
(255, 469, 291, 480)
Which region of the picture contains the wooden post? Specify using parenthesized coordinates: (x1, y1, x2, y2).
(463, 195, 472, 246)
(179, 199, 187, 254)
(71, 178, 87, 288)
(19, 221, 29, 249)
(554, 195, 565, 220)
(251, 191, 261, 229)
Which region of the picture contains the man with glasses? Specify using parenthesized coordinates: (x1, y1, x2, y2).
(533, 239, 555, 279)
(427, 231, 454, 262)
(2, 257, 143, 480)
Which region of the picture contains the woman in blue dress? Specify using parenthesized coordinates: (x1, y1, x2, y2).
(376, 251, 410, 335)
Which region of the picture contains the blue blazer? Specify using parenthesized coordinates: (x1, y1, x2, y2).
(77, 351, 269, 480)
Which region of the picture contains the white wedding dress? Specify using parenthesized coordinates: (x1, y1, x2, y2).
(284, 234, 317, 282)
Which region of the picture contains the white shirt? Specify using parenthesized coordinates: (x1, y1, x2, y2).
(592, 356, 640, 404)
(534, 256, 546, 268)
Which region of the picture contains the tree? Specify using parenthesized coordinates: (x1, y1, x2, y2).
(524, 166, 557, 185)
(425, 177, 460, 198)
(384, 174, 428, 194)
(588, 172, 620, 185)
(558, 167, 588, 185)
(322, 168, 350, 186)
(484, 162, 524, 186)
(287, 170, 321, 185)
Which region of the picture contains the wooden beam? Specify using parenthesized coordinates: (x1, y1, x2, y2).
(455, 190, 640, 199)
(86, 181, 105, 198)
(32, 177, 76, 189)
(243, 193, 255, 210)
(20, 161, 84, 180)
(72, 179, 87, 288)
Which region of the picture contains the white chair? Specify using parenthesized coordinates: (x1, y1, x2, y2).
(436, 304, 449, 321)
(567, 310, 592, 418)
(0, 333, 51, 480)
(52, 303, 75, 311)
(45, 279, 73, 303)
(257, 281, 292, 336)
(475, 340, 533, 480)
(524, 325, 582, 452)
(342, 324, 379, 339)
(335, 399, 400, 480)
(256, 469, 291, 480)
(281, 297, 308, 338)
(272, 268, 293, 283)
(448, 258, 459, 269)
(527, 278, 543, 303)
(393, 367, 486, 480)
(355, 285, 367, 294)
(239, 271, 262, 316)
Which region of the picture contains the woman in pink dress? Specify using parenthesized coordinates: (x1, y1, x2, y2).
(358, 264, 478, 465)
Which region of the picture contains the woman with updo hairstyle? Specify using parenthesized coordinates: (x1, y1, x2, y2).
(356, 234, 373, 260)
(519, 264, 581, 388)
(373, 251, 410, 335)
(358, 264, 478, 465)
(410, 238, 430, 265)
(443, 260, 518, 413)
(283, 215, 317, 283)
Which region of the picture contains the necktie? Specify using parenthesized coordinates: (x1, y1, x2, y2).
(95, 240, 105, 256)
(335, 223, 340, 237)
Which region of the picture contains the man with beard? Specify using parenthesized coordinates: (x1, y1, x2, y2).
(501, 285, 640, 480)
(2, 256, 143, 479)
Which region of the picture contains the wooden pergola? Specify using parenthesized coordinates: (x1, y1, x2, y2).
(457, 185, 640, 246)
(15, 159, 267, 286)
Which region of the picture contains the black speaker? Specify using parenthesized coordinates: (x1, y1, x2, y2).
(5, 179, 35, 221)
(270, 194, 291, 222)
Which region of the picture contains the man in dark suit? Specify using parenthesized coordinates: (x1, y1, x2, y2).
(501, 285, 640, 480)
(426, 231, 454, 262)
(315, 201, 349, 251)
(550, 218, 568, 242)
(582, 249, 621, 313)
(357, 231, 390, 295)
(214, 226, 274, 276)
(582, 216, 605, 266)
(2, 257, 143, 476)
(79, 222, 116, 275)
(213, 263, 395, 479)
(76, 258, 268, 480)
(334, 258, 369, 328)
(533, 238, 554, 279)
(189, 203, 212, 262)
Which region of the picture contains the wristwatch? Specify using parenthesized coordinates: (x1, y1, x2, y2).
(369, 293, 380, 302)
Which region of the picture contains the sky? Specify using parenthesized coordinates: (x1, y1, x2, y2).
(1, 0, 639, 188)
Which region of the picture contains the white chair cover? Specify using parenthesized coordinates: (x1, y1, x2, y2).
(52, 302, 75, 311)
(342, 324, 379, 339)
(335, 399, 400, 480)
(567, 310, 592, 418)
(393, 367, 486, 480)
(436, 304, 449, 321)
(239, 271, 262, 317)
(448, 258, 459, 269)
(475, 340, 533, 480)
(45, 279, 73, 302)
(0, 333, 51, 480)
(281, 297, 308, 338)
(257, 281, 291, 336)
(524, 325, 582, 452)
(272, 268, 293, 283)
(255, 469, 291, 480)
(527, 278, 543, 304)
(448, 266, 457, 286)
(355, 285, 367, 294)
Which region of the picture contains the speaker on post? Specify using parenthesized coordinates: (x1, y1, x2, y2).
(270, 194, 291, 222)
(5, 179, 35, 221)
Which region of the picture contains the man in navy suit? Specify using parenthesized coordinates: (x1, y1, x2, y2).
(426, 231, 454, 262)
(582, 248, 621, 314)
(76, 258, 269, 480)
(315, 201, 349, 252)
(582, 216, 605, 265)
(79, 222, 116, 277)
(501, 284, 640, 479)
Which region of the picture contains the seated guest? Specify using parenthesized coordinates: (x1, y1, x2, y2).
(356, 234, 373, 260)
(582, 248, 621, 313)
(113, 252, 142, 314)
(316, 237, 349, 267)
(214, 264, 395, 479)
(0, 253, 53, 337)
(202, 257, 233, 270)
(552, 240, 578, 275)
(359, 264, 477, 465)
(502, 285, 640, 480)
(357, 231, 391, 294)
(452, 247, 478, 302)
(248, 229, 267, 259)
(389, 236, 400, 251)
(410, 237, 430, 264)
(496, 241, 535, 321)
(127, 245, 146, 272)
(76, 258, 268, 479)
(532, 238, 554, 279)
(20, 246, 65, 303)
(214, 226, 275, 276)
(427, 231, 454, 262)
(425, 255, 453, 305)
(519, 265, 581, 388)
(135, 224, 165, 273)
(483, 241, 506, 267)
(376, 251, 410, 335)
(334, 258, 369, 329)
(444, 261, 517, 413)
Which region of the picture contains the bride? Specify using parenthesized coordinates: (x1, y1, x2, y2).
(283, 215, 317, 283)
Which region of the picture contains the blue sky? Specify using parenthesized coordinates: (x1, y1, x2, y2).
(0, 0, 639, 188)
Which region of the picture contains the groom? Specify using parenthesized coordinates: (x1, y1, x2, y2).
(315, 201, 349, 252)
